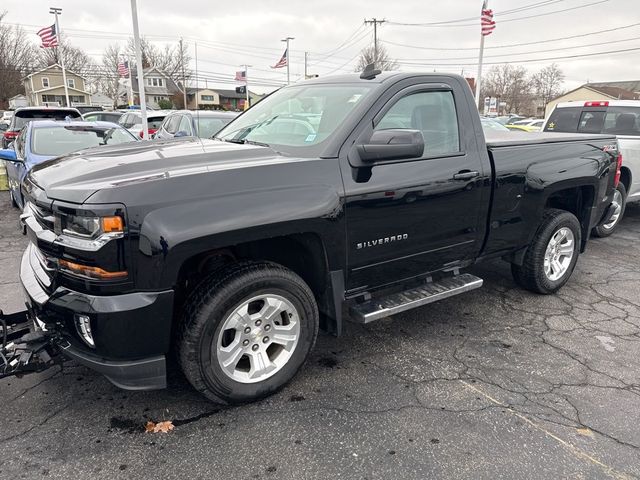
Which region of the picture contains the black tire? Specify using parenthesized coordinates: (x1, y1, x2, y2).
(511, 209, 581, 294)
(177, 261, 319, 404)
(592, 182, 627, 238)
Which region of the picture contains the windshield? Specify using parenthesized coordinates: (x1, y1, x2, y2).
(197, 117, 233, 138)
(215, 84, 373, 153)
(13, 110, 81, 130)
(31, 126, 136, 156)
(545, 106, 640, 135)
(481, 118, 510, 131)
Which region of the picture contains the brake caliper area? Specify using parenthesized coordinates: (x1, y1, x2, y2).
(0, 309, 64, 380)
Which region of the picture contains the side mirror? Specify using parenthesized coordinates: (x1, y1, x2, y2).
(174, 130, 189, 138)
(0, 148, 19, 163)
(356, 129, 424, 162)
(0, 123, 7, 132)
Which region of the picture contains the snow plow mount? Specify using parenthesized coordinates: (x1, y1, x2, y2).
(0, 308, 64, 380)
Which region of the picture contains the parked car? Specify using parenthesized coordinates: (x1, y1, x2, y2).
(12, 71, 619, 404)
(504, 115, 527, 125)
(75, 105, 104, 115)
(82, 111, 124, 123)
(119, 110, 170, 138)
(154, 110, 238, 140)
(1, 111, 13, 126)
(2, 107, 82, 148)
(506, 119, 544, 132)
(480, 117, 511, 132)
(543, 100, 640, 236)
(0, 120, 138, 209)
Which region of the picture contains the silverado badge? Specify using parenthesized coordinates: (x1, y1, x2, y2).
(357, 234, 409, 250)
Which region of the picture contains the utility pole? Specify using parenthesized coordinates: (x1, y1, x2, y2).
(304, 51, 308, 79)
(364, 18, 385, 68)
(281, 36, 294, 85)
(240, 64, 251, 109)
(179, 38, 187, 109)
(130, 0, 148, 139)
(49, 7, 70, 108)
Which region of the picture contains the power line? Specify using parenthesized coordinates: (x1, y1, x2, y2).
(382, 21, 640, 51)
(387, 0, 609, 27)
(392, 35, 640, 62)
(396, 46, 640, 67)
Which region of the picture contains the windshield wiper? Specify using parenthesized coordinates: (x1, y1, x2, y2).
(219, 138, 270, 148)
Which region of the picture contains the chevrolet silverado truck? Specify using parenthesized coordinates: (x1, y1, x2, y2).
(2, 69, 621, 404)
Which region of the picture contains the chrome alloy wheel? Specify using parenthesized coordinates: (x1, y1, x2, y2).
(215, 294, 300, 384)
(543, 227, 575, 281)
(602, 189, 623, 230)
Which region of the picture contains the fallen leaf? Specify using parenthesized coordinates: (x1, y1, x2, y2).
(153, 421, 175, 433)
(144, 421, 155, 433)
(576, 427, 593, 437)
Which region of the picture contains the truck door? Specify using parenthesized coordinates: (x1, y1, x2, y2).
(341, 80, 491, 292)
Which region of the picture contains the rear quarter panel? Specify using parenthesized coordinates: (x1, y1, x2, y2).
(482, 139, 615, 258)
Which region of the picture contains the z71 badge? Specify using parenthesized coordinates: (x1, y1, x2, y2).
(357, 234, 409, 250)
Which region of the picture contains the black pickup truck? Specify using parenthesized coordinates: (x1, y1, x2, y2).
(7, 70, 620, 404)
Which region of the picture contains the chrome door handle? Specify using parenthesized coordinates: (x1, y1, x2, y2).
(453, 171, 479, 180)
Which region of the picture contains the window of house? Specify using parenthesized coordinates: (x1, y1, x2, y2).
(146, 78, 164, 87)
(67, 78, 75, 89)
(201, 95, 215, 102)
(42, 77, 50, 88)
(375, 90, 460, 156)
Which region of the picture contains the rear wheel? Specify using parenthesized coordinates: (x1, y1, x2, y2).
(592, 182, 626, 238)
(511, 209, 581, 294)
(177, 261, 319, 404)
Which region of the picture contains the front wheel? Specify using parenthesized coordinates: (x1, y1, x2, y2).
(177, 261, 319, 404)
(592, 182, 626, 238)
(511, 209, 581, 294)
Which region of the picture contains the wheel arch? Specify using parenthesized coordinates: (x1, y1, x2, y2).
(173, 232, 344, 335)
(543, 184, 594, 251)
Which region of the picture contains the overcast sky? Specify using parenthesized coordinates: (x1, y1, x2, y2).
(3, 0, 640, 93)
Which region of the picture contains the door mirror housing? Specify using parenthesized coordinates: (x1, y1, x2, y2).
(357, 129, 424, 162)
(0, 148, 19, 163)
(174, 130, 189, 138)
(0, 123, 7, 132)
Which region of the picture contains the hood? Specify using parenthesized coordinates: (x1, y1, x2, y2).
(28, 138, 283, 204)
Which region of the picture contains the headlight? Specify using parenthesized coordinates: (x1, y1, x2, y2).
(62, 215, 124, 239)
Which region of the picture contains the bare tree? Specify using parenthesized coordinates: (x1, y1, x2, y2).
(531, 63, 565, 109)
(96, 44, 124, 108)
(481, 64, 533, 114)
(0, 12, 39, 108)
(38, 41, 93, 75)
(126, 37, 192, 87)
(355, 43, 398, 72)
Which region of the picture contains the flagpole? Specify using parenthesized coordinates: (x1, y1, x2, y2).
(50, 7, 70, 108)
(127, 56, 134, 106)
(281, 36, 294, 85)
(130, 0, 148, 139)
(475, 32, 485, 112)
(240, 65, 251, 109)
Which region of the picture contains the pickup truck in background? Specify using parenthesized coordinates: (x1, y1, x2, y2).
(544, 100, 639, 236)
(8, 69, 620, 404)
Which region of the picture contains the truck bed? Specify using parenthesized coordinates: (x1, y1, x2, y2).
(485, 131, 616, 148)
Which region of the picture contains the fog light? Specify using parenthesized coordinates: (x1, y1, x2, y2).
(74, 314, 95, 348)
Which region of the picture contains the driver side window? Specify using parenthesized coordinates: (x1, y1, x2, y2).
(376, 90, 460, 156)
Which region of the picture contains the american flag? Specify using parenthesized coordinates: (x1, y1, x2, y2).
(117, 60, 130, 77)
(37, 24, 58, 48)
(271, 49, 287, 69)
(235, 70, 247, 82)
(481, 3, 496, 36)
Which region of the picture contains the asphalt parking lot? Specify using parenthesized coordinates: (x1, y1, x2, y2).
(0, 190, 639, 480)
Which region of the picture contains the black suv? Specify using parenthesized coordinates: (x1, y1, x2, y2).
(2, 107, 82, 148)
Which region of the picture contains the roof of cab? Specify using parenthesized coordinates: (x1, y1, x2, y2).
(555, 100, 640, 109)
(299, 71, 466, 86)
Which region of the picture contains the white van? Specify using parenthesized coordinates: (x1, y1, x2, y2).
(543, 100, 640, 236)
